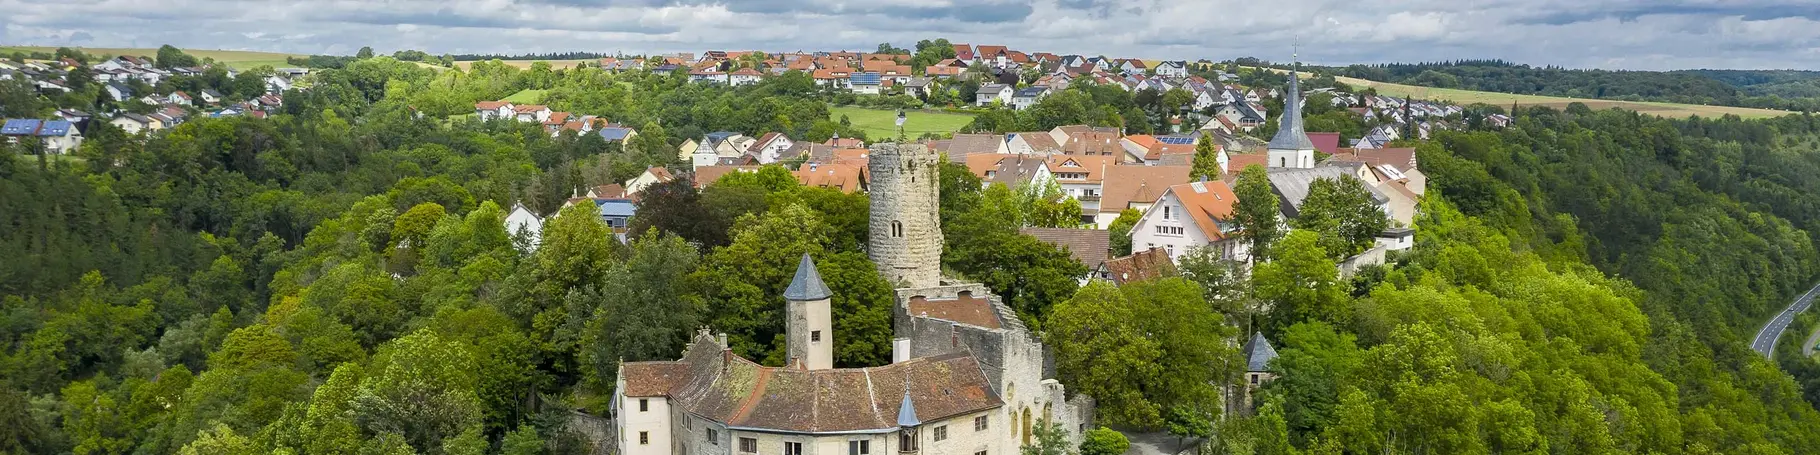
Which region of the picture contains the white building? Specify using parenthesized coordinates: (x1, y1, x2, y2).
(1266, 69, 1315, 169)
(976, 84, 1013, 107)
(505, 203, 544, 249)
(1128, 181, 1250, 263)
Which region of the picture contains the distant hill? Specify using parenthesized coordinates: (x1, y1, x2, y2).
(0, 46, 305, 70)
(1314, 60, 1820, 112)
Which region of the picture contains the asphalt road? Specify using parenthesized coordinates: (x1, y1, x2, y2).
(1752, 282, 1820, 359)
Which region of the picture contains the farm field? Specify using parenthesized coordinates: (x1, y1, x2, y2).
(453, 59, 593, 70)
(1, 46, 304, 70)
(830, 106, 975, 140)
(501, 89, 549, 104)
(1250, 66, 1797, 120)
(1332, 74, 1796, 120)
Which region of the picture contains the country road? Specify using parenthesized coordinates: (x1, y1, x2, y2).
(1752, 282, 1820, 358)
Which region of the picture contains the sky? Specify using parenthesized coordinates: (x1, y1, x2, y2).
(3, 0, 1819, 71)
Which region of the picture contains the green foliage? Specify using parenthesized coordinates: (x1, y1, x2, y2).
(1046, 279, 1235, 429)
(353, 329, 481, 452)
(1107, 209, 1141, 257)
(1189, 133, 1222, 181)
(1230, 165, 1282, 261)
(1020, 419, 1073, 455)
(1077, 428, 1129, 455)
(1251, 231, 1349, 336)
(1290, 176, 1388, 259)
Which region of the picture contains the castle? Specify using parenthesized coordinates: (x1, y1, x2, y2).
(613, 143, 1092, 455)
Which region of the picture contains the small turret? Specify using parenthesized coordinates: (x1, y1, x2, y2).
(784, 254, 834, 370)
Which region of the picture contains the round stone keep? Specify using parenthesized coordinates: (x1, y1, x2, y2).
(867, 143, 943, 288)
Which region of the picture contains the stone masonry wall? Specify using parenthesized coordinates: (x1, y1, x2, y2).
(868, 143, 944, 289)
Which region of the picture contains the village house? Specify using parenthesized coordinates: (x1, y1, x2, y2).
(1, 119, 82, 153)
(1006, 132, 1062, 155)
(1020, 227, 1112, 284)
(624, 167, 677, 196)
(1046, 155, 1112, 222)
(110, 113, 161, 134)
(1010, 86, 1049, 110)
(1128, 180, 1250, 262)
(976, 84, 1013, 106)
(744, 132, 796, 164)
(937, 133, 1010, 160)
(1154, 60, 1189, 78)
(505, 203, 544, 250)
(1094, 165, 1192, 228)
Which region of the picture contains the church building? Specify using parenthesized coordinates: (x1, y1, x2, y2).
(613, 143, 1093, 455)
(1266, 67, 1317, 169)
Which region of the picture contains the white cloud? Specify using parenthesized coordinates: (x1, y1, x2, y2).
(1, 0, 1817, 69)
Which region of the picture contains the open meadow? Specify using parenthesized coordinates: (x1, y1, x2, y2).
(829, 106, 975, 140)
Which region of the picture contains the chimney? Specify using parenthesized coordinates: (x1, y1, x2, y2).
(893, 338, 912, 364)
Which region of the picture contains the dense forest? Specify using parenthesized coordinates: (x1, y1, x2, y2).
(8, 49, 1820, 454)
(1329, 60, 1820, 112)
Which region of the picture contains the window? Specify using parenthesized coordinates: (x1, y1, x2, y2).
(1154, 226, 1184, 236)
(933, 426, 948, 442)
(708, 429, 719, 445)
(1163, 205, 1174, 220)
(812, 330, 822, 342)
(740, 438, 758, 453)
(1166, 245, 1176, 256)
(639, 432, 649, 445)
(975, 451, 987, 455)
(892, 221, 903, 238)
(974, 415, 989, 431)
(899, 430, 919, 453)
(639, 398, 648, 412)
(849, 440, 871, 455)
(785, 442, 805, 455)
(1250, 374, 1260, 385)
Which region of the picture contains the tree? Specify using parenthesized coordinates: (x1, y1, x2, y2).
(1078, 428, 1130, 455)
(1250, 231, 1348, 336)
(353, 329, 481, 452)
(357, 47, 376, 59)
(1188, 133, 1222, 181)
(1020, 419, 1072, 455)
(1230, 165, 1282, 261)
(1292, 176, 1388, 259)
(1107, 208, 1141, 256)
(579, 230, 703, 391)
(1165, 406, 1213, 447)
(1045, 279, 1233, 428)
(155, 45, 198, 69)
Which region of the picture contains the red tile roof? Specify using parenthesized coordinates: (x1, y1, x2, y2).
(1105, 248, 1178, 284)
(1165, 181, 1240, 241)
(1101, 165, 1191, 213)
(1305, 132, 1342, 155)
(908, 293, 1002, 329)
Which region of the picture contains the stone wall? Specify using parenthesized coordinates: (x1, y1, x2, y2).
(868, 143, 944, 288)
(566, 411, 614, 455)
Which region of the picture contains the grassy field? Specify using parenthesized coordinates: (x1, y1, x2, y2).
(1, 46, 304, 70)
(453, 59, 593, 70)
(501, 89, 549, 104)
(830, 106, 975, 140)
(1248, 67, 1797, 120)
(1333, 75, 1796, 120)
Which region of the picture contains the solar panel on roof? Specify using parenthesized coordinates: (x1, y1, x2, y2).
(36, 121, 70, 137)
(1157, 136, 1196, 145)
(2, 119, 42, 136)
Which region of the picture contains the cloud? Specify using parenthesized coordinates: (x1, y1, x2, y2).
(1, 0, 1817, 70)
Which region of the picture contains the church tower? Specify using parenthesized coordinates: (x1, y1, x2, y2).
(867, 143, 944, 288)
(784, 253, 834, 370)
(1267, 63, 1316, 169)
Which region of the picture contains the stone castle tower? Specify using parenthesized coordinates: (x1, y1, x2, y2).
(867, 143, 943, 288)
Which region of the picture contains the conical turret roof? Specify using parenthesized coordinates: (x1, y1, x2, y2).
(1241, 332, 1279, 372)
(784, 253, 833, 301)
(1267, 68, 1316, 151)
(896, 390, 921, 427)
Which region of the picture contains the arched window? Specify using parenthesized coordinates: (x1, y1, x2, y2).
(892, 221, 904, 238)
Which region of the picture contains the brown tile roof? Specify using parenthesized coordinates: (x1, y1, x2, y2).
(747, 132, 783, 153)
(1226, 153, 1269, 176)
(1104, 248, 1178, 284)
(621, 362, 688, 397)
(514, 104, 548, 113)
(1062, 131, 1124, 156)
(1124, 134, 1159, 152)
(793, 162, 866, 193)
(646, 167, 675, 182)
(590, 184, 627, 199)
(908, 293, 1002, 329)
(475, 101, 509, 109)
(544, 111, 570, 125)
(1020, 227, 1111, 270)
(629, 333, 1003, 433)
(1101, 165, 1191, 213)
(1306, 132, 1342, 155)
(944, 134, 1005, 159)
(826, 137, 864, 148)
(1046, 154, 1111, 183)
(1165, 181, 1240, 241)
(1330, 147, 1418, 170)
(965, 154, 1047, 189)
(1010, 131, 1062, 153)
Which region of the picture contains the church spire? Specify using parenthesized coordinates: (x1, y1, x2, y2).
(1267, 52, 1316, 152)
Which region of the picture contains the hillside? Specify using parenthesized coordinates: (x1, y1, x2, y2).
(1335, 74, 1797, 119)
(0, 46, 304, 70)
